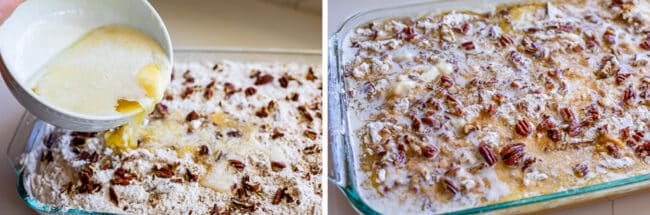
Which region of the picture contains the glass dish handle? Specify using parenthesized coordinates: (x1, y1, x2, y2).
(328, 36, 349, 188)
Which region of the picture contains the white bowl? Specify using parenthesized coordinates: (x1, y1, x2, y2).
(0, 0, 173, 131)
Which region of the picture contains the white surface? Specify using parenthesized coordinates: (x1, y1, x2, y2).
(0, 0, 320, 213)
(327, 0, 650, 214)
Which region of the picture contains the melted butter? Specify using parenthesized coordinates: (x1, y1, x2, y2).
(31, 25, 170, 151)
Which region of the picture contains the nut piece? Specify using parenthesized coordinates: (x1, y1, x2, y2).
(421, 145, 438, 158)
(635, 141, 650, 158)
(271, 161, 287, 171)
(441, 177, 460, 195)
(559, 107, 575, 122)
(109, 186, 119, 206)
(515, 119, 533, 137)
(547, 129, 561, 142)
(244, 87, 257, 96)
(573, 163, 589, 178)
(254, 74, 274, 85)
(229, 160, 246, 170)
(272, 188, 284, 205)
(199, 145, 209, 156)
(186, 111, 200, 122)
(500, 143, 525, 166)
(478, 142, 497, 166)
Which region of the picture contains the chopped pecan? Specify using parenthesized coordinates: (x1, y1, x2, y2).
(255, 107, 269, 118)
(606, 142, 621, 158)
(603, 29, 616, 44)
(623, 85, 636, 106)
(538, 117, 557, 130)
(568, 121, 582, 137)
(279, 75, 290, 88)
(199, 145, 209, 156)
(306, 67, 318, 81)
(640, 37, 650, 50)
(484, 103, 497, 116)
(210, 204, 220, 215)
(229, 160, 246, 170)
(573, 163, 589, 178)
(616, 73, 631, 85)
(461, 41, 476, 50)
(515, 119, 533, 137)
(463, 123, 479, 135)
(560, 107, 576, 122)
(271, 161, 287, 172)
(411, 116, 421, 131)
(186, 169, 199, 182)
(186, 111, 200, 122)
(150, 103, 169, 120)
(183, 70, 195, 84)
(272, 188, 285, 204)
(244, 87, 257, 96)
(421, 145, 438, 158)
(303, 130, 318, 140)
(635, 141, 650, 158)
(181, 87, 194, 99)
(500, 143, 525, 166)
(440, 75, 454, 88)
(499, 35, 514, 46)
(254, 74, 274, 85)
(271, 129, 285, 139)
(478, 142, 497, 166)
(152, 164, 177, 178)
(224, 82, 237, 97)
(547, 129, 561, 142)
(109, 187, 119, 206)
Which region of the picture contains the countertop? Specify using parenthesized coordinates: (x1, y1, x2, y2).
(0, 0, 320, 213)
(327, 0, 650, 214)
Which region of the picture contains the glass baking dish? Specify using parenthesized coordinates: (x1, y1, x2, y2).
(6, 48, 321, 214)
(327, 0, 650, 214)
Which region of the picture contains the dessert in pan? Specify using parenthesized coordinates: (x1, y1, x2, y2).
(21, 59, 323, 214)
(343, 0, 650, 213)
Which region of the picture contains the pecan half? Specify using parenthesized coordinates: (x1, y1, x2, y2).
(500, 143, 525, 166)
(441, 177, 460, 195)
(515, 119, 533, 137)
(478, 142, 497, 166)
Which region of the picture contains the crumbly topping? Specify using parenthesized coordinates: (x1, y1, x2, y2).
(343, 0, 650, 213)
(22, 60, 322, 214)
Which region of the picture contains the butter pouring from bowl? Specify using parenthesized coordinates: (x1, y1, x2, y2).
(0, 0, 173, 135)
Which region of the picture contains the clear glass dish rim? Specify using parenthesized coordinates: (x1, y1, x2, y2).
(327, 0, 650, 214)
(6, 48, 321, 214)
